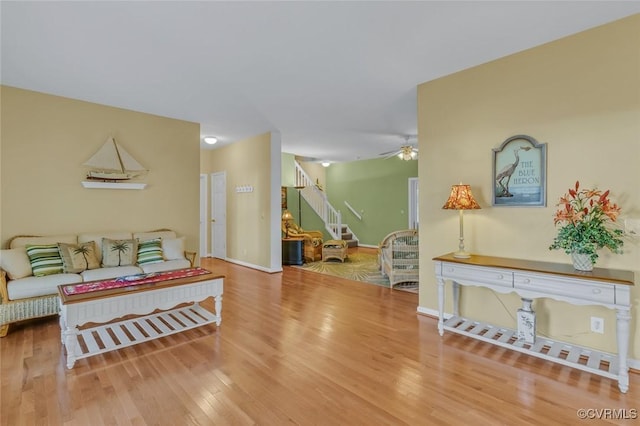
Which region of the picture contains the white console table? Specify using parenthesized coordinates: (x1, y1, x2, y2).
(433, 253, 634, 393)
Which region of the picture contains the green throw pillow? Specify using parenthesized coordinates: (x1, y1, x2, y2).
(137, 238, 164, 265)
(25, 243, 64, 277)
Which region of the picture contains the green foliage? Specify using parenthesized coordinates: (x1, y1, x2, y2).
(549, 181, 624, 264)
(549, 221, 624, 263)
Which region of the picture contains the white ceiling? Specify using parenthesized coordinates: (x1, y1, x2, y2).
(2, 2, 639, 163)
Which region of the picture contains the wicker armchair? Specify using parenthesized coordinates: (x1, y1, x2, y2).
(378, 230, 419, 288)
(282, 221, 323, 262)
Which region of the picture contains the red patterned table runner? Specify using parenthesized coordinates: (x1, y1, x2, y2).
(62, 267, 212, 296)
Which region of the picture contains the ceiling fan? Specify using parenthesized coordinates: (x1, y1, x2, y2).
(379, 136, 418, 161)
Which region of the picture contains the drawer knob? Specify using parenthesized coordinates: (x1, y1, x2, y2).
(523, 279, 531, 284)
(447, 268, 454, 273)
(497, 274, 504, 279)
(592, 288, 601, 294)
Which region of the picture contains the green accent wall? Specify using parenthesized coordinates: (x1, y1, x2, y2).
(281, 152, 296, 187)
(327, 158, 418, 246)
(281, 152, 418, 245)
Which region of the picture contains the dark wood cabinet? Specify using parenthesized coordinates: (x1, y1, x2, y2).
(282, 238, 304, 265)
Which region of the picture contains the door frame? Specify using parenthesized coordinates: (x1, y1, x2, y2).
(408, 177, 419, 230)
(211, 171, 227, 259)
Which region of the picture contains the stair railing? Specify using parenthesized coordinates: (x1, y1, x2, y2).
(294, 161, 342, 240)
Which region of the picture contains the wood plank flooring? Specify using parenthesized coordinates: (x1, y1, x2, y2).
(1, 248, 638, 425)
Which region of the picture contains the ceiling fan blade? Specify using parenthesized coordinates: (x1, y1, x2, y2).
(381, 150, 402, 159)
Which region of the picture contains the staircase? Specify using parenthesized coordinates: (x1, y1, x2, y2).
(293, 161, 358, 246)
(339, 225, 358, 248)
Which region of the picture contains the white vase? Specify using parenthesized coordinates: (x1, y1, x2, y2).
(571, 252, 593, 272)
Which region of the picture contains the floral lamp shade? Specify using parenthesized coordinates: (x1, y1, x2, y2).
(442, 184, 481, 210)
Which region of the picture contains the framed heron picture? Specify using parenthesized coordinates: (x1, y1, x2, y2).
(492, 135, 547, 207)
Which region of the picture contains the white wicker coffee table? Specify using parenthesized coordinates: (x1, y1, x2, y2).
(58, 268, 223, 368)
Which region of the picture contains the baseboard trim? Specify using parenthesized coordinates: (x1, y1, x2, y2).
(416, 306, 442, 318)
(417, 305, 639, 371)
(224, 258, 282, 273)
(357, 243, 378, 249)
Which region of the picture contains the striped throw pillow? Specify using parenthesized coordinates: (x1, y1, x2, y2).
(137, 238, 164, 265)
(25, 243, 64, 277)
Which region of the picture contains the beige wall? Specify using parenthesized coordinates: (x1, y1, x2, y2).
(1, 86, 200, 254)
(201, 132, 281, 271)
(418, 15, 640, 357)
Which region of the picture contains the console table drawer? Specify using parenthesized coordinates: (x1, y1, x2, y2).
(514, 273, 615, 305)
(441, 264, 513, 288)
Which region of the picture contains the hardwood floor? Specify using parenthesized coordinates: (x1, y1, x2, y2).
(1, 249, 638, 425)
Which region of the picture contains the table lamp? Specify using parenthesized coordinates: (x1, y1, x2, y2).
(442, 184, 481, 258)
(282, 210, 294, 238)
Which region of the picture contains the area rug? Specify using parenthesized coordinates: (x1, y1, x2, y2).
(293, 252, 418, 293)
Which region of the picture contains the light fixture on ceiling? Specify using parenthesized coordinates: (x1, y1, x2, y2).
(203, 136, 218, 145)
(397, 145, 418, 161)
(321, 162, 331, 167)
(379, 135, 418, 160)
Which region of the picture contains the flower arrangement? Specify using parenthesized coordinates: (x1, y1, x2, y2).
(549, 181, 624, 264)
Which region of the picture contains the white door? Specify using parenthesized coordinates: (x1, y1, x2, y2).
(408, 177, 419, 230)
(199, 174, 208, 257)
(211, 172, 227, 259)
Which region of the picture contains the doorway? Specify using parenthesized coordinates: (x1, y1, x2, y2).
(408, 177, 419, 230)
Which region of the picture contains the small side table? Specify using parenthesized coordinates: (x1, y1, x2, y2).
(322, 240, 348, 262)
(282, 238, 304, 265)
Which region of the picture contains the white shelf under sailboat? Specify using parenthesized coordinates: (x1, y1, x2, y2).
(81, 181, 147, 190)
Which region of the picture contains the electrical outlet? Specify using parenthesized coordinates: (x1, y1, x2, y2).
(591, 317, 604, 334)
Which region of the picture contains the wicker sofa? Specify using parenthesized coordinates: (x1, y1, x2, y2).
(378, 229, 419, 288)
(0, 229, 195, 337)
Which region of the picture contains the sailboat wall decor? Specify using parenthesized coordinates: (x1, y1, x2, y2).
(81, 137, 148, 189)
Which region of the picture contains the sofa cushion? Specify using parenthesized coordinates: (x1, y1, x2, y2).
(78, 232, 133, 263)
(10, 235, 77, 249)
(0, 248, 33, 280)
(101, 238, 138, 267)
(136, 238, 164, 265)
(7, 273, 82, 300)
(25, 244, 64, 277)
(162, 236, 186, 260)
(140, 259, 191, 274)
(81, 265, 144, 282)
(58, 241, 100, 273)
(134, 230, 177, 242)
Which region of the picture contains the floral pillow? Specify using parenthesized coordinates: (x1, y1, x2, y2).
(102, 238, 138, 267)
